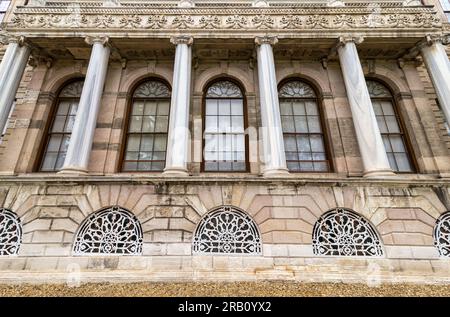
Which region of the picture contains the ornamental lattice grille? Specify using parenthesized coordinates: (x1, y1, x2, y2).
(206, 81, 243, 98)
(0, 208, 22, 256)
(278, 80, 316, 98)
(366, 80, 392, 98)
(73, 206, 143, 255)
(434, 212, 450, 257)
(192, 206, 262, 255)
(133, 80, 171, 98)
(312, 208, 383, 257)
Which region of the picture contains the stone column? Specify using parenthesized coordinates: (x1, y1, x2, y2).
(336, 37, 393, 177)
(255, 36, 289, 177)
(419, 35, 450, 126)
(163, 36, 193, 176)
(0, 36, 31, 135)
(60, 36, 110, 174)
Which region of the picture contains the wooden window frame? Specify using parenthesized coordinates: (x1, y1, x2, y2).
(278, 78, 333, 173)
(119, 78, 172, 173)
(201, 78, 250, 173)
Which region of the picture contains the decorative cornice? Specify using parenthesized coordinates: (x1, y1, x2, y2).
(254, 35, 278, 46)
(5, 5, 443, 34)
(170, 35, 193, 45)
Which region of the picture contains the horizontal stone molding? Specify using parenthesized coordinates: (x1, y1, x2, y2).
(6, 5, 443, 35)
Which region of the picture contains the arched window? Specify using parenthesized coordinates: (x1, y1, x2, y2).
(203, 80, 247, 172)
(367, 80, 414, 172)
(434, 211, 450, 257)
(278, 80, 330, 172)
(73, 206, 143, 255)
(122, 80, 171, 171)
(0, 208, 22, 256)
(193, 206, 261, 254)
(39, 80, 83, 171)
(312, 208, 383, 257)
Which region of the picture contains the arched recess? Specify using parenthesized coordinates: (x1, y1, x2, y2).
(0, 208, 22, 256)
(73, 206, 143, 255)
(120, 78, 172, 172)
(312, 207, 384, 257)
(434, 211, 450, 257)
(192, 205, 262, 255)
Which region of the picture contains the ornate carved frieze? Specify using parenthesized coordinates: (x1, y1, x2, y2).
(6, 4, 442, 34)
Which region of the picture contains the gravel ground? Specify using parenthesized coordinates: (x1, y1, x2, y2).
(1, 281, 450, 297)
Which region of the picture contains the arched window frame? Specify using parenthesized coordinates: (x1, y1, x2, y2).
(72, 205, 143, 256)
(434, 211, 450, 257)
(201, 78, 249, 173)
(36, 78, 84, 172)
(366, 78, 417, 173)
(312, 207, 384, 257)
(120, 78, 172, 172)
(278, 78, 332, 173)
(0, 208, 22, 256)
(192, 205, 262, 255)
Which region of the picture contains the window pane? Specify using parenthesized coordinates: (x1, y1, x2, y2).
(294, 116, 308, 133)
(64, 115, 76, 132)
(144, 101, 157, 115)
(142, 116, 155, 133)
(57, 101, 70, 115)
(313, 162, 328, 172)
(140, 135, 154, 151)
(129, 116, 143, 132)
(52, 116, 66, 132)
(395, 153, 412, 172)
(231, 116, 244, 132)
(132, 101, 144, 115)
(387, 153, 397, 171)
(376, 116, 388, 133)
(206, 100, 218, 115)
(47, 135, 62, 152)
(204, 162, 218, 171)
(299, 152, 312, 160)
(312, 152, 326, 160)
(234, 135, 245, 151)
(157, 101, 170, 115)
(284, 136, 297, 151)
(297, 136, 311, 152)
(204, 134, 218, 152)
(292, 102, 306, 115)
(385, 116, 400, 133)
(307, 116, 321, 133)
(305, 101, 318, 115)
(287, 161, 300, 171)
(286, 152, 298, 160)
(139, 151, 152, 160)
(300, 162, 314, 171)
(138, 161, 151, 171)
(381, 101, 395, 115)
(153, 151, 166, 161)
(41, 153, 57, 171)
(126, 135, 140, 151)
(230, 100, 243, 115)
(390, 135, 405, 152)
(282, 116, 295, 133)
(280, 102, 293, 115)
(310, 135, 324, 152)
(60, 135, 71, 152)
(151, 162, 165, 171)
(218, 99, 230, 115)
(154, 135, 167, 151)
(55, 153, 66, 170)
(382, 135, 392, 152)
(154, 116, 168, 132)
(123, 161, 137, 171)
(372, 101, 383, 115)
(125, 151, 138, 160)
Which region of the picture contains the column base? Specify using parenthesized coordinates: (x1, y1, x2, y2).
(363, 169, 396, 178)
(263, 168, 290, 178)
(162, 167, 189, 177)
(57, 167, 89, 175)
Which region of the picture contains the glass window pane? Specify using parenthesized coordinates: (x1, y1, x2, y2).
(139, 152, 152, 160)
(310, 135, 324, 152)
(385, 116, 400, 133)
(47, 135, 62, 152)
(307, 116, 321, 133)
(152, 151, 166, 160)
(60, 135, 71, 152)
(387, 153, 397, 171)
(132, 101, 145, 115)
(297, 136, 311, 152)
(372, 101, 383, 115)
(232, 162, 246, 171)
(41, 153, 57, 171)
(305, 101, 318, 115)
(376, 116, 388, 133)
(138, 161, 151, 171)
(218, 99, 230, 115)
(382, 135, 392, 152)
(235, 151, 245, 161)
(292, 102, 306, 115)
(390, 135, 406, 152)
(144, 101, 157, 115)
(64, 115, 75, 132)
(280, 102, 293, 115)
(312, 152, 326, 160)
(204, 151, 218, 161)
(287, 161, 300, 171)
(57, 101, 70, 115)
(155, 116, 168, 132)
(381, 101, 395, 115)
(231, 116, 244, 132)
(284, 135, 297, 151)
(154, 135, 167, 151)
(294, 116, 308, 133)
(69, 103, 78, 115)
(125, 151, 138, 160)
(204, 134, 218, 152)
(142, 116, 155, 133)
(52, 116, 66, 132)
(205, 116, 217, 132)
(282, 116, 295, 133)
(218, 162, 232, 171)
(234, 134, 245, 151)
(218, 116, 231, 132)
(286, 152, 298, 160)
(157, 101, 170, 115)
(151, 162, 165, 171)
(55, 153, 66, 170)
(204, 162, 218, 171)
(206, 100, 218, 115)
(140, 135, 154, 151)
(300, 162, 314, 171)
(395, 153, 412, 172)
(313, 162, 328, 172)
(230, 100, 243, 115)
(129, 116, 143, 132)
(126, 135, 140, 151)
(299, 152, 312, 160)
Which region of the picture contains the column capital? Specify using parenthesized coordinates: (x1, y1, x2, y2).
(336, 36, 364, 48)
(0, 34, 31, 47)
(170, 35, 194, 46)
(405, 34, 450, 58)
(255, 36, 278, 46)
(84, 35, 110, 47)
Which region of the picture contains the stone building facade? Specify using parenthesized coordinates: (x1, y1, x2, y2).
(0, 0, 449, 284)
